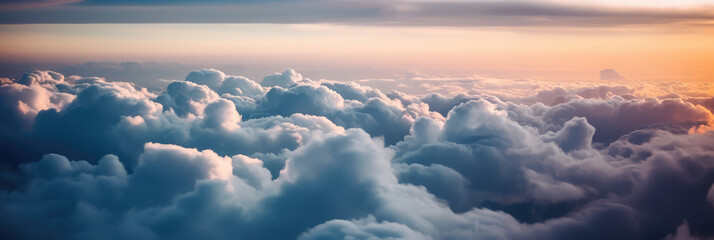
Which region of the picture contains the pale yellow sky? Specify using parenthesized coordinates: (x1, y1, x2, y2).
(1, 23, 713, 82)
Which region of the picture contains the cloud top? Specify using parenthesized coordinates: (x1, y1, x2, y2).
(1, 68, 714, 239)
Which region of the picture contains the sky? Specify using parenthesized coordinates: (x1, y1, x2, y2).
(1, 0, 714, 82)
(2, 1, 714, 240)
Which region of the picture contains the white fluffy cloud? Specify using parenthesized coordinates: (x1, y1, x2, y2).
(1, 68, 713, 240)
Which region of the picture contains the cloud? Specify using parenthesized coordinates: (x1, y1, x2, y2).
(540, 117, 595, 152)
(392, 102, 714, 237)
(600, 69, 625, 80)
(155, 80, 220, 117)
(299, 215, 431, 240)
(539, 97, 713, 142)
(663, 221, 700, 240)
(1, 68, 714, 239)
(260, 69, 304, 88)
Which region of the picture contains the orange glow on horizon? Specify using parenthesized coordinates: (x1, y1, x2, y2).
(1, 23, 713, 82)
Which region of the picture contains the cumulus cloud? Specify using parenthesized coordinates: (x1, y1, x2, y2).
(186, 68, 266, 98)
(663, 221, 700, 240)
(260, 69, 304, 88)
(1, 68, 714, 240)
(299, 216, 431, 240)
(600, 69, 624, 80)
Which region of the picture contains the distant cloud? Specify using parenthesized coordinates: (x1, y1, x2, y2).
(663, 221, 700, 240)
(600, 69, 625, 80)
(260, 69, 304, 88)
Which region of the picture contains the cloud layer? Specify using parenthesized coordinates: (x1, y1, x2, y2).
(2, 0, 714, 26)
(1, 69, 714, 239)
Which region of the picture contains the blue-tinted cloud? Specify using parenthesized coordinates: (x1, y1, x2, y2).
(1, 68, 714, 239)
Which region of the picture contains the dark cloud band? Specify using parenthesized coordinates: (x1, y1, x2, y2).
(1, 1, 713, 27)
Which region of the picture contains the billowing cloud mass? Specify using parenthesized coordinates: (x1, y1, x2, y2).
(1, 68, 714, 240)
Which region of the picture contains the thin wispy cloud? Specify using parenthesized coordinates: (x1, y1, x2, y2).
(1, 0, 713, 27)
